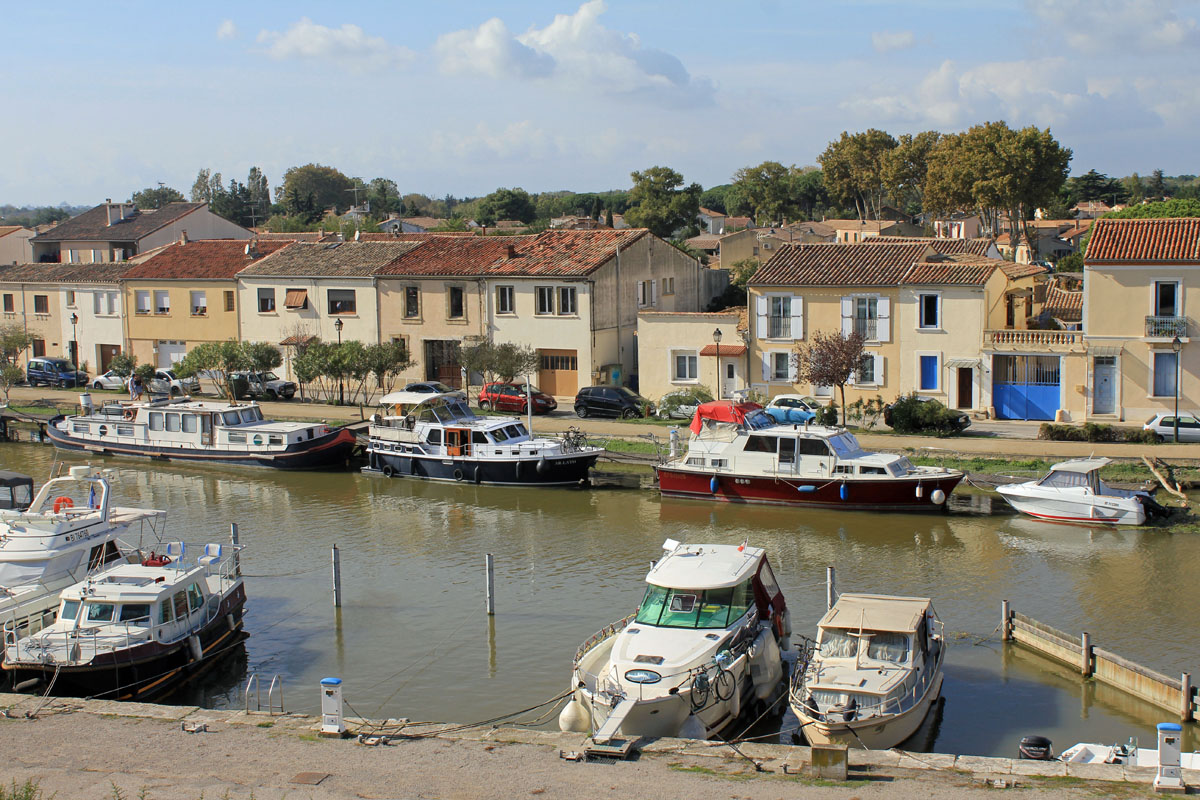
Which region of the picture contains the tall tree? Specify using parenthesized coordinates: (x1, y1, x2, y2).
(190, 169, 213, 203)
(477, 187, 537, 225)
(624, 166, 702, 239)
(367, 178, 402, 219)
(247, 167, 271, 224)
(794, 330, 866, 426)
(277, 163, 355, 216)
(818, 129, 897, 220)
(131, 185, 185, 210)
(787, 168, 831, 220)
(731, 161, 792, 224)
(1147, 169, 1166, 201)
(881, 131, 940, 213)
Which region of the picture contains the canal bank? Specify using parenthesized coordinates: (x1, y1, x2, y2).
(1, 692, 1191, 799)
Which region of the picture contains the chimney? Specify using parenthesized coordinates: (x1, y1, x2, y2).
(506, 244, 517, 260)
(179, 230, 188, 245)
(353, 229, 361, 241)
(106, 200, 119, 227)
(245, 237, 259, 259)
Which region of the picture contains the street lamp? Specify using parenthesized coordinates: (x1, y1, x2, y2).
(70, 312, 79, 388)
(713, 328, 723, 398)
(335, 317, 345, 405)
(1172, 335, 1182, 442)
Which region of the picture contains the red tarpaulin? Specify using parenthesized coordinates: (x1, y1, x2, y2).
(689, 400, 764, 434)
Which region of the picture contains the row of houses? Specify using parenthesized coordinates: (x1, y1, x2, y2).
(636, 218, 1200, 425)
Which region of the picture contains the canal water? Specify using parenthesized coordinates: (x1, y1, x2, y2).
(3, 442, 1197, 757)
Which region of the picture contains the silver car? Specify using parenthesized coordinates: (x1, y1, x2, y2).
(1143, 412, 1200, 442)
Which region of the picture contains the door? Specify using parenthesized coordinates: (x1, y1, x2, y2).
(424, 340, 462, 388)
(956, 367, 973, 410)
(539, 349, 578, 397)
(98, 344, 121, 372)
(993, 355, 1061, 420)
(1093, 357, 1116, 414)
(157, 341, 186, 368)
(721, 358, 740, 399)
(499, 385, 521, 412)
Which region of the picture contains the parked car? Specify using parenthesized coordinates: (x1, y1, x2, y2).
(149, 369, 200, 397)
(26, 357, 88, 388)
(230, 371, 296, 401)
(764, 393, 818, 424)
(883, 395, 972, 432)
(404, 380, 467, 399)
(1143, 412, 1200, 442)
(574, 385, 653, 419)
(478, 382, 557, 414)
(91, 370, 127, 390)
(655, 389, 707, 420)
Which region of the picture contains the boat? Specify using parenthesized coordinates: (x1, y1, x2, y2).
(3, 537, 246, 700)
(0, 471, 34, 510)
(1059, 736, 1199, 769)
(45, 394, 356, 470)
(0, 466, 166, 648)
(789, 593, 945, 750)
(558, 538, 791, 742)
(363, 391, 603, 485)
(656, 401, 963, 511)
(995, 457, 1169, 525)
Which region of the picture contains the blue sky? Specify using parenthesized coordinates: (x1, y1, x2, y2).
(2, 1, 1198, 206)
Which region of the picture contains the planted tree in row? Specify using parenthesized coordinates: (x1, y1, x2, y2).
(0, 323, 34, 405)
(458, 338, 541, 387)
(793, 330, 866, 427)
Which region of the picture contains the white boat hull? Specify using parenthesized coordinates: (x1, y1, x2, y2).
(996, 485, 1145, 525)
(796, 671, 944, 750)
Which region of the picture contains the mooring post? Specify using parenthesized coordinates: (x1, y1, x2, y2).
(331, 544, 342, 608)
(485, 553, 495, 616)
(1001, 600, 1011, 641)
(230, 522, 241, 577)
(1183, 672, 1194, 723)
(826, 566, 836, 611)
(1080, 631, 1092, 677)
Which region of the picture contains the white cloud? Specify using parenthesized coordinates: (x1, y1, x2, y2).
(434, 0, 714, 107)
(216, 20, 238, 41)
(1030, 0, 1200, 52)
(256, 18, 413, 71)
(870, 30, 915, 53)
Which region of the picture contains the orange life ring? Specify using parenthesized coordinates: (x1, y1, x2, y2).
(52, 496, 74, 513)
(123, 409, 135, 421)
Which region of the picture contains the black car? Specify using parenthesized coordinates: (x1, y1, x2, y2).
(26, 357, 88, 388)
(574, 385, 653, 419)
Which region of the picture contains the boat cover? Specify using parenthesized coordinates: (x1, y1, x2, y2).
(688, 401, 764, 434)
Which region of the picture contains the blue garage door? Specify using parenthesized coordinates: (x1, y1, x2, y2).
(993, 355, 1060, 420)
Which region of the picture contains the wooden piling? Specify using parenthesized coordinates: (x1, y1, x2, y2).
(1001, 600, 1011, 641)
(825, 566, 835, 611)
(331, 544, 342, 608)
(230, 523, 241, 577)
(485, 553, 495, 616)
(1080, 631, 1092, 677)
(1184, 672, 1194, 723)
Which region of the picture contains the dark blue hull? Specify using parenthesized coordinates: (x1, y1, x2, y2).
(365, 449, 599, 485)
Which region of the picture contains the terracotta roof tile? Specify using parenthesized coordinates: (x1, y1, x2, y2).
(1085, 218, 1200, 262)
(903, 256, 997, 286)
(239, 241, 423, 277)
(0, 262, 132, 284)
(751, 242, 931, 287)
(1043, 284, 1083, 322)
(122, 239, 288, 280)
(31, 202, 210, 243)
(999, 262, 1049, 279)
(868, 236, 994, 257)
(0, 226, 25, 238)
(350, 231, 477, 241)
(699, 343, 747, 356)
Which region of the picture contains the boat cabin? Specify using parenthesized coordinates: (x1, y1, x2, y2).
(1034, 458, 1112, 493)
(370, 392, 550, 460)
(0, 471, 33, 510)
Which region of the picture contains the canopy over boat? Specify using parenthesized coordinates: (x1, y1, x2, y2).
(819, 593, 932, 633)
(379, 390, 460, 407)
(688, 400, 764, 435)
(1048, 457, 1111, 473)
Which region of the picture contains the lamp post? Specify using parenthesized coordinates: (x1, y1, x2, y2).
(335, 317, 345, 405)
(1172, 335, 1182, 442)
(70, 312, 79, 388)
(713, 327, 723, 398)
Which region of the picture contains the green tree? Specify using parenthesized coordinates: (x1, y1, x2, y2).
(367, 178, 402, 220)
(731, 161, 792, 224)
(477, 187, 537, 225)
(881, 131, 940, 213)
(247, 167, 271, 225)
(277, 163, 355, 216)
(605, 207, 614, 227)
(794, 330, 867, 426)
(1102, 198, 1200, 219)
(1124, 173, 1145, 204)
(211, 179, 254, 227)
(174, 340, 251, 402)
(362, 341, 412, 397)
(788, 168, 831, 220)
(131, 185, 185, 210)
(242, 341, 283, 373)
(107, 352, 137, 379)
(190, 169, 213, 203)
(1147, 169, 1166, 201)
(0, 323, 34, 404)
(1055, 252, 1083, 272)
(818, 129, 898, 220)
(624, 166, 702, 239)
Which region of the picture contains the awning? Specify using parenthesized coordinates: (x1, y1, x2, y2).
(279, 334, 316, 347)
(699, 344, 748, 357)
(284, 289, 308, 309)
(944, 357, 981, 369)
(1087, 345, 1123, 357)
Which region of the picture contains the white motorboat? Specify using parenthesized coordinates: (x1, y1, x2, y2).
(1060, 739, 1199, 769)
(995, 458, 1168, 525)
(789, 593, 945, 750)
(559, 538, 791, 742)
(0, 466, 166, 648)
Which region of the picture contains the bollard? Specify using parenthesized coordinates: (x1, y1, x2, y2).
(320, 677, 345, 736)
(669, 427, 679, 459)
(230, 522, 241, 577)
(1154, 722, 1185, 793)
(826, 566, 836, 611)
(1001, 600, 1011, 641)
(332, 545, 342, 608)
(485, 553, 495, 616)
(1080, 632, 1092, 677)
(810, 743, 848, 781)
(1183, 673, 1194, 724)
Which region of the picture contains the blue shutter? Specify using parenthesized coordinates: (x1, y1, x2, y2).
(920, 355, 938, 391)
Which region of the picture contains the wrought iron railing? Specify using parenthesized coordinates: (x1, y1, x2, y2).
(1145, 315, 1188, 338)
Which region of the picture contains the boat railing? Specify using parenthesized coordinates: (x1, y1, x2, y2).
(574, 613, 635, 665)
(4, 616, 154, 665)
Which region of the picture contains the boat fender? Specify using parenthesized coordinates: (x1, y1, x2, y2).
(915, 483, 924, 499)
(796, 485, 816, 493)
(226, 613, 237, 632)
(474, 465, 482, 484)
(839, 483, 848, 501)
(381, 464, 395, 478)
(453, 469, 464, 481)
(931, 488, 946, 505)
(515, 461, 523, 480)
(710, 476, 719, 494)
(188, 634, 203, 663)
(557, 698, 589, 733)
(729, 679, 741, 719)
(52, 496, 74, 514)
(536, 458, 549, 475)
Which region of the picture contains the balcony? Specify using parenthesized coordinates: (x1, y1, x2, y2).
(767, 315, 791, 339)
(1145, 315, 1188, 339)
(853, 320, 878, 341)
(985, 329, 1083, 351)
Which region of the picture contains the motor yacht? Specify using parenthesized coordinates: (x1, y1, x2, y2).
(790, 593, 945, 750)
(995, 458, 1168, 525)
(559, 538, 790, 742)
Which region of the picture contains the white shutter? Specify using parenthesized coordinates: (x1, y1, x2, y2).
(841, 296, 853, 336)
(874, 354, 885, 386)
(651, 279, 658, 307)
(761, 351, 771, 382)
(877, 297, 891, 342)
(787, 353, 798, 383)
(790, 295, 804, 340)
(935, 295, 943, 329)
(756, 295, 768, 340)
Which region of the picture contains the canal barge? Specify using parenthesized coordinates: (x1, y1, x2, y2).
(363, 391, 602, 485)
(46, 396, 355, 470)
(0, 466, 166, 649)
(559, 538, 790, 741)
(656, 401, 963, 511)
(995, 457, 1167, 525)
(3, 539, 246, 700)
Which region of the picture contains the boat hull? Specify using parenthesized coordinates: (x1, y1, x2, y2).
(996, 486, 1145, 525)
(365, 450, 599, 486)
(656, 467, 963, 511)
(45, 418, 356, 470)
(798, 671, 945, 750)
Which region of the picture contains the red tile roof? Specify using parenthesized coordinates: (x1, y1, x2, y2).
(903, 257, 997, 286)
(0, 226, 26, 239)
(999, 262, 1049, 279)
(868, 236, 994, 257)
(32, 202, 210, 243)
(122, 239, 289, 280)
(0, 262, 132, 284)
(699, 343, 747, 356)
(1085, 218, 1200, 262)
(240, 241, 423, 277)
(1043, 283, 1083, 322)
(351, 231, 477, 241)
(751, 242, 932, 286)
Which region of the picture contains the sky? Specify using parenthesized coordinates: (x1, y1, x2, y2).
(2, 0, 1199, 206)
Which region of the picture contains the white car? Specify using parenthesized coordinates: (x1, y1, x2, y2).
(91, 370, 127, 391)
(1143, 412, 1200, 442)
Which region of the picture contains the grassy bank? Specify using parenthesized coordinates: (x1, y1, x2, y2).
(907, 454, 1200, 485)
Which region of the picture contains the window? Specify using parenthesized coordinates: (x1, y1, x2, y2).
(919, 355, 939, 391)
(182, 415, 198, 433)
(404, 286, 420, 318)
(769, 296, 791, 338)
(165, 413, 181, 433)
(113, 249, 125, 263)
(496, 286, 515, 315)
(448, 286, 465, 319)
(328, 289, 356, 315)
(158, 600, 173, 624)
(771, 352, 791, 381)
(31, 339, 45, 357)
(154, 290, 170, 314)
(258, 287, 275, 313)
(1154, 281, 1179, 317)
(148, 412, 163, 431)
(857, 354, 876, 384)
(744, 435, 776, 453)
(918, 294, 939, 329)
(67, 249, 79, 264)
(557, 286, 576, 315)
(92, 293, 102, 314)
(540, 353, 578, 371)
(637, 280, 658, 308)
(673, 351, 698, 381)
(2, 294, 12, 312)
(33, 295, 48, 314)
(224, 291, 235, 312)
(190, 291, 207, 316)
(91, 249, 103, 263)
(662, 277, 675, 295)
(283, 288, 308, 310)
(66, 291, 76, 307)
(854, 297, 878, 339)
(535, 286, 554, 315)
(1153, 351, 1178, 397)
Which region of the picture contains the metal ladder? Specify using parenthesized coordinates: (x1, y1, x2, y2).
(244, 672, 285, 715)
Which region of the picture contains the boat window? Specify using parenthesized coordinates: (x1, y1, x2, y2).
(819, 630, 858, 658)
(635, 584, 748, 629)
(1037, 470, 1090, 489)
(240, 409, 257, 424)
(472, 431, 490, 444)
(159, 600, 173, 624)
(148, 412, 163, 431)
(228, 433, 246, 444)
(492, 427, 509, 442)
(181, 415, 197, 433)
(222, 411, 241, 426)
(888, 458, 914, 477)
(72, 423, 89, 434)
(728, 580, 753, 623)
(757, 560, 781, 599)
(778, 438, 796, 464)
(119, 604, 151, 624)
(117, 424, 134, 436)
(504, 425, 524, 440)
(827, 434, 866, 459)
(512, 423, 528, 436)
(798, 439, 832, 457)
(867, 632, 910, 663)
(172, 591, 188, 619)
(166, 413, 181, 433)
(426, 429, 442, 445)
(269, 435, 283, 445)
(60, 599, 81, 621)
(744, 435, 776, 453)
(85, 602, 116, 623)
(187, 583, 204, 612)
(833, 465, 854, 475)
(858, 466, 887, 475)
(743, 410, 774, 430)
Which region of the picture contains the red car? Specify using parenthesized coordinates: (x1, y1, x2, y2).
(478, 382, 557, 414)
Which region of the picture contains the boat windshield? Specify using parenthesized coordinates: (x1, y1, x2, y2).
(419, 399, 476, 424)
(635, 581, 753, 629)
(819, 629, 910, 663)
(1037, 469, 1097, 490)
(743, 409, 774, 430)
(827, 433, 867, 459)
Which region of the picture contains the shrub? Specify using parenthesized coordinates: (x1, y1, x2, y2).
(816, 403, 839, 426)
(846, 395, 885, 429)
(888, 395, 967, 436)
(1038, 422, 1158, 443)
(657, 385, 713, 418)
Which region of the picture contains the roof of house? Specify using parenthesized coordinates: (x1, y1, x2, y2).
(397, 216, 448, 230)
(31, 202, 207, 243)
(0, 262, 132, 284)
(724, 216, 752, 229)
(1085, 218, 1200, 262)
(239, 241, 424, 277)
(698, 207, 726, 218)
(121, 239, 289, 280)
(0, 226, 29, 239)
(867, 236, 994, 257)
(686, 233, 722, 249)
(783, 220, 836, 238)
(903, 255, 999, 286)
(1043, 283, 1084, 322)
(821, 219, 901, 233)
(751, 242, 933, 286)
(999, 261, 1050, 279)
(254, 232, 326, 242)
(351, 231, 477, 241)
